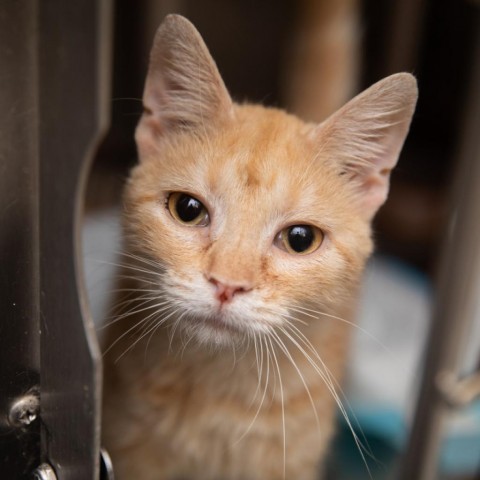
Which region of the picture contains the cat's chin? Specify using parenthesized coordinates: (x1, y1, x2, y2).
(183, 313, 245, 348)
(180, 310, 276, 349)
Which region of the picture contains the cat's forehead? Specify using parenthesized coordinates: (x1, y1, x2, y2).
(203, 106, 340, 206)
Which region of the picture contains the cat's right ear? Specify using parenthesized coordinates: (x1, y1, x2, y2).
(313, 73, 418, 220)
(136, 15, 233, 158)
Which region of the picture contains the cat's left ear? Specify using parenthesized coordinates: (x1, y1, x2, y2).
(136, 14, 234, 158)
(314, 73, 418, 220)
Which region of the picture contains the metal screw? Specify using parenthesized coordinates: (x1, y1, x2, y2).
(8, 392, 39, 428)
(31, 463, 57, 480)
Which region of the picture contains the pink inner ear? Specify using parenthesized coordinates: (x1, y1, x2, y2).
(357, 169, 391, 216)
(345, 152, 396, 220)
(135, 114, 162, 159)
(353, 126, 413, 218)
(346, 133, 401, 218)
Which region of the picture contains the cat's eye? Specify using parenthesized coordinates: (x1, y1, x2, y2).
(275, 225, 323, 255)
(167, 192, 210, 226)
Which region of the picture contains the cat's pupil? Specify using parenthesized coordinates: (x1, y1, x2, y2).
(288, 226, 314, 252)
(176, 194, 204, 222)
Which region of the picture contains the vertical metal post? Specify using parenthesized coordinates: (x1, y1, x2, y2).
(0, 2, 41, 478)
(399, 18, 480, 480)
(1, 1, 112, 478)
(37, 1, 112, 479)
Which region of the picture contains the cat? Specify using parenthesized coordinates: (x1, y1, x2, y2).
(102, 14, 417, 480)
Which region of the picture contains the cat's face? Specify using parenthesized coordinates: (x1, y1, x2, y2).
(126, 105, 372, 345)
(125, 15, 417, 347)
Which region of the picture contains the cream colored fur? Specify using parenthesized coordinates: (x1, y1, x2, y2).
(103, 15, 417, 480)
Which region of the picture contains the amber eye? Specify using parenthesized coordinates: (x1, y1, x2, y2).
(276, 225, 323, 255)
(167, 192, 209, 226)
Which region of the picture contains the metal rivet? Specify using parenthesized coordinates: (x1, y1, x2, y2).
(8, 392, 39, 428)
(31, 463, 57, 480)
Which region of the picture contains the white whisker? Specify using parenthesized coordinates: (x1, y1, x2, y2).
(289, 305, 391, 355)
(271, 328, 320, 430)
(104, 303, 173, 356)
(115, 307, 180, 363)
(101, 298, 170, 329)
(267, 335, 286, 480)
(233, 334, 271, 447)
(281, 320, 375, 478)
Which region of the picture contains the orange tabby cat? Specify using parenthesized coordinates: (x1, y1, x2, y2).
(102, 14, 417, 480)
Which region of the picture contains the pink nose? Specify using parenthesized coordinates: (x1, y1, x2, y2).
(208, 277, 250, 304)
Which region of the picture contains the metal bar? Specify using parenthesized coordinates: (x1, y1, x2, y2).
(0, 1, 41, 478)
(37, 1, 112, 479)
(399, 16, 480, 480)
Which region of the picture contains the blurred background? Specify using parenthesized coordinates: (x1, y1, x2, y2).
(83, 0, 480, 478)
